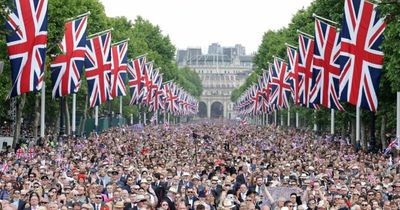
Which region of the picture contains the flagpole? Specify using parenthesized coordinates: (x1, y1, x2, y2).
(88, 28, 114, 39)
(72, 93, 76, 137)
(156, 109, 159, 125)
(95, 106, 99, 133)
(273, 55, 288, 64)
(40, 83, 45, 137)
(59, 97, 66, 138)
(296, 112, 299, 128)
(138, 104, 142, 124)
(312, 13, 339, 26)
(65, 11, 91, 22)
(266, 113, 269, 125)
(331, 109, 335, 135)
(130, 113, 133, 125)
(112, 38, 130, 46)
(119, 97, 123, 118)
(285, 43, 298, 49)
(397, 92, 400, 138)
(287, 106, 291, 127)
(143, 107, 147, 126)
(274, 111, 277, 125)
(313, 110, 317, 132)
(297, 30, 315, 39)
(356, 106, 360, 144)
(281, 112, 284, 126)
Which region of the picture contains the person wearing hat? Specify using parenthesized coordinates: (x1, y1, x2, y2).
(219, 198, 236, 210)
(191, 175, 202, 191)
(179, 172, 192, 191)
(113, 201, 125, 210)
(162, 186, 178, 210)
(138, 178, 158, 207)
(81, 203, 93, 210)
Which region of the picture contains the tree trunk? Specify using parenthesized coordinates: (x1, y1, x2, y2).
(341, 122, 347, 139)
(380, 114, 387, 150)
(351, 117, 356, 145)
(361, 120, 367, 151)
(33, 93, 40, 142)
(12, 94, 26, 148)
(55, 112, 60, 136)
(65, 96, 71, 135)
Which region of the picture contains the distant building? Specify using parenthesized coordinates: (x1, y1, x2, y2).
(176, 43, 253, 120)
(208, 43, 223, 55)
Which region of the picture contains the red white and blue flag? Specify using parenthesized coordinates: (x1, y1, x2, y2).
(85, 31, 112, 107)
(164, 82, 179, 114)
(257, 71, 270, 114)
(286, 46, 299, 104)
(149, 72, 164, 112)
(271, 57, 291, 110)
(146, 68, 161, 106)
(384, 137, 399, 155)
(298, 34, 318, 109)
(337, 0, 386, 112)
(50, 15, 88, 98)
(310, 19, 344, 111)
(138, 62, 154, 104)
(6, 0, 48, 97)
(240, 118, 249, 126)
(110, 41, 128, 98)
(127, 56, 146, 105)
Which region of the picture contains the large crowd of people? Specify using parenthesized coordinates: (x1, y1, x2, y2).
(1, 122, 399, 210)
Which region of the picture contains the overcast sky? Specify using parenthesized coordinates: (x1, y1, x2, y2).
(99, 0, 314, 54)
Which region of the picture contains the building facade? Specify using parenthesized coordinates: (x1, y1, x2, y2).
(177, 43, 253, 119)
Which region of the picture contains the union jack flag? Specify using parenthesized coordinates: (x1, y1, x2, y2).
(240, 118, 249, 126)
(164, 82, 179, 114)
(138, 62, 154, 104)
(149, 73, 164, 112)
(384, 137, 399, 155)
(51, 15, 88, 98)
(257, 72, 269, 113)
(286, 46, 299, 104)
(298, 34, 319, 109)
(85, 31, 113, 107)
(146, 68, 161, 106)
(110, 41, 128, 98)
(337, 0, 386, 112)
(149, 84, 165, 112)
(127, 56, 146, 105)
(310, 19, 344, 111)
(249, 85, 259, 115)
(271, 57, 291, 110)
(6, 0, 48, 97)
(267, 63, 278, 112)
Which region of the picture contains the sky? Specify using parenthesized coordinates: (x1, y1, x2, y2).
(99, 0, 314, 54)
